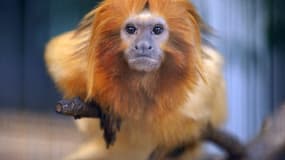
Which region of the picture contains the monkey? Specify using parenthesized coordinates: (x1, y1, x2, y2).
(45, 0, 227, 159)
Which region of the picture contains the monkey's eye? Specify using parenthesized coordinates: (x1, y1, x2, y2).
(125, 24, 137, 35)
(152, 24, 164, 35)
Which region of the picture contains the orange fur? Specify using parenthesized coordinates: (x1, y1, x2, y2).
(86, 0, 204, 119)
(45, 0, 226, 159)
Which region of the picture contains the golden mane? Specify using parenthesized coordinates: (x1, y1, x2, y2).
(82, 0, 204, 119)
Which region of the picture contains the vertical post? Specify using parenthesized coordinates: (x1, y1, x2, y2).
(0, 0, 25, 108)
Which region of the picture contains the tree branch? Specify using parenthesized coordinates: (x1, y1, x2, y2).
(56, 97, 121, 148)
(203, 104, 285, 160)
(245, 104, 285, 160)
(203, 124, 246, 160)
(55, 98, 285, 160)
(56, 97, 101, 119)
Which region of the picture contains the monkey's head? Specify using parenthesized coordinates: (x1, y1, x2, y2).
(88, 0, 202, 73)
(87, 0, 204, 113)
(121, 10, 168, 72)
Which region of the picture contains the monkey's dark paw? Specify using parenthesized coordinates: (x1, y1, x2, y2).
(99, 112, 122, 148)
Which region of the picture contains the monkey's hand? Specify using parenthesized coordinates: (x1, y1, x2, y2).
(100, 111, 122, 148)
(56, 97, 121, 148)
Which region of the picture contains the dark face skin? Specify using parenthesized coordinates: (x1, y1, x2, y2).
(121, 11, 169, 72)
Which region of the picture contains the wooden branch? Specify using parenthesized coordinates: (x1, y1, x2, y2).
(203, 103, 285, 160)
(245, 104, 285, 160)
(56, 97, 101, 119)
(203, 124, 246, 160)
(56, 97, 121, 148)
(148, 126, 246, 160)
(55, 98, 285, 160)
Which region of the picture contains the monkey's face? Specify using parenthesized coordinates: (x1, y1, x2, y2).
(121, 11, 169, 72)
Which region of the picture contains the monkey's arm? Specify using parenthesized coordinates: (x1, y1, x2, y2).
(45, 33, 121, 147)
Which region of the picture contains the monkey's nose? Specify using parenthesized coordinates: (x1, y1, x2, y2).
(135, 41, 153, 53)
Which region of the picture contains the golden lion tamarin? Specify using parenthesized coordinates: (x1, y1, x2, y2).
(45, 0, 227, 159)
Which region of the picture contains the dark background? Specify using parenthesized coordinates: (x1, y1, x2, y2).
(0, 0, 99, 111)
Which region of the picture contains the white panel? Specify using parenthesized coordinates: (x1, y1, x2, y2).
(192, 0, 272, 142)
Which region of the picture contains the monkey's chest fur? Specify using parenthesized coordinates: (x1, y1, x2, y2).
(94, 72, 208, 148)
(90, 52, 218, 159)
(124, 110, 204, 146)
(94, 101, 206, 160)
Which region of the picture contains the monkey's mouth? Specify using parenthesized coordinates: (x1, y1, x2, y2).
(128, 57, 161, 72)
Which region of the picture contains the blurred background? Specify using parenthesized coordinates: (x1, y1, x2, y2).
(0, 0, 285, 159)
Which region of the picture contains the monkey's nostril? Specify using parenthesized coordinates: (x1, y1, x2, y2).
(135, 42, 152, 51)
